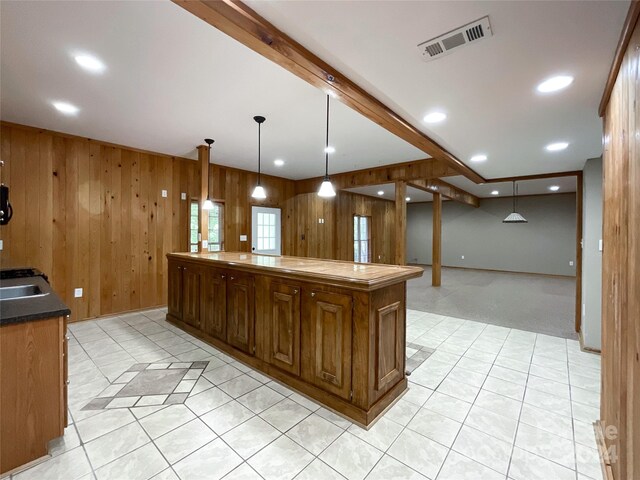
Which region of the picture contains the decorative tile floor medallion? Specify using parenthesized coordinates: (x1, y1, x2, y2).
(82, 361, 209, 410)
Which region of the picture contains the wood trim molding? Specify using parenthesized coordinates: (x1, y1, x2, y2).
(484, 170, 581, 183)
(432, 192, 442, 286)
(295, 158, 457, 194)
(598, 0, 640, 116)
(408, 178, 479, 207)
(394, 181, 407, 265)
(198, 145, 209, 253)
(575, 171, 583, 332)
(172, 0, 485, 183)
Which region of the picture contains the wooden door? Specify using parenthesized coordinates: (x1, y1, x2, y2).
(302, 290, 352, 400)
(168, 261, 183, 320)
(268, 283, 301, 375)
(182, 265, 201, 329)
(227, 274, 255, 354)
(201, 268, 227, 341)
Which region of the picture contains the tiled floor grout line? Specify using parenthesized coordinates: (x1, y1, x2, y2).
(21, 309, 602, 480)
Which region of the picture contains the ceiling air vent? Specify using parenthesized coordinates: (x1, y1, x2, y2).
(418, 16, 492, 62)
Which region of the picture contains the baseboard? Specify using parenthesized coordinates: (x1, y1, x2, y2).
(407, 263, 576, 279)
(594, 421, 615, 480)
(68, 304, 166, 323)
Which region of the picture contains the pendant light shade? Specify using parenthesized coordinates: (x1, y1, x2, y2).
(203, 138, 214, 210)
(252, 115, 267, 200)
(317, 95, 336, 198)
(503, 181, 527, 223)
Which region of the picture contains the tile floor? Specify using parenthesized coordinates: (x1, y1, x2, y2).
(7, 308, 603, 480)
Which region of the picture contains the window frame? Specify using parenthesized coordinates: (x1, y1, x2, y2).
(353, 214, 372, 263)
(207, 202, 225, 252)
(189, 199, 200, 253)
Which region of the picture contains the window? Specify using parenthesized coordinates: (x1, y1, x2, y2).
(257, 211, 276, 251)
(354, 215, 371, 263)
(189, 200, 199, 253)
(208, 203, 224, 252)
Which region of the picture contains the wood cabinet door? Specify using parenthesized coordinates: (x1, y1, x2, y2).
(227, 274, 255, 355)
(182, 265, 201, 329)
(201, 268, 227, 341)
(268, 283, 301, 376)
(302, 290, 352, 400)
(168, 261, 183, 320)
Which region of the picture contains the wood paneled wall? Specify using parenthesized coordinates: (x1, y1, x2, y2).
(293, 191, 396, 264)
(0, 124, 201, 321)
(0, 124, 298, 322)
(600, 9, 639, 480)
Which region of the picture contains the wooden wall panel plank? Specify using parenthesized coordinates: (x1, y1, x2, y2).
(120, 150, 132, 313)
(0, 126, 12, 259)
(64, 138, 79, 320)
(10, 128, 26, 265)
(99, 145, 113, 315)
(76, 140, 91, 320)
(88, 143, 102, 317)
(130, 152, 141, 311)
(38, 133, 54, 285)
(51, 136, 66, 305)
(24, 130, 40, 271)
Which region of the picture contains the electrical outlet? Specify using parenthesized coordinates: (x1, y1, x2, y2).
(202, 240, 208, 248)
(582, 303, 586, 316)
(74, 288, 83, 298)
(0, 239, 3, 251)
(569, 260, 574, 266)
(161, 189, 168, 198)
(181, 192, 187, 200)
(240, 235, 247, 242)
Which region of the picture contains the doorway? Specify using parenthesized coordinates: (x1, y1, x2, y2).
(251, 206, 281, 256)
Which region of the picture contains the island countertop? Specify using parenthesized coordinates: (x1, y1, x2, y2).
(167, 252, 423, 291)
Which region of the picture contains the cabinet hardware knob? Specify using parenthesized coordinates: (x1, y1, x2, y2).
(311, 292, 316, 297)
(65, 336, 70, 341)
(230, 276, 235, 280)
(66, 379, 70, 385)
(221, 275, 226, 279)
(293, 289, 298, 294)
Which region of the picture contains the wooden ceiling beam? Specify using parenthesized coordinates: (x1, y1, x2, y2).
(172, 0, 485, 184)
(484, 170, 581, 183)
(294, 158, 457, 195)
(408, 178, 479, 208)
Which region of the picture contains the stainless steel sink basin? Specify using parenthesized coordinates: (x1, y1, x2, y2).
(0, 284, 49, 301)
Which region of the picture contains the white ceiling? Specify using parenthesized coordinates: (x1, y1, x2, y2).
(0, 0, 424, 180)
(247, 0, 628, 178)
(347, 175, 575, 202)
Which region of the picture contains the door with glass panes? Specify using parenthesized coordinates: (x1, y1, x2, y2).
(251, 206, 281, 256)
(354, 215, 371, 263)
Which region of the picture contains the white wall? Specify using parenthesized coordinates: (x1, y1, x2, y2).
(407, 193, 577, 276)
(581, 157, 603, 350)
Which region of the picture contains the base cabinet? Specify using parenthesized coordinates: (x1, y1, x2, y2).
(166, 255, 410, 426)
(0, 316, 68, 475)
(302, 290, 353, 400)
(227, 274, 255, 355)
(267, 283, 301, 376)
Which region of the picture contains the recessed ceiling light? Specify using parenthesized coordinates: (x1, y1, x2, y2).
(537, 75, 573, 93)
(377, 190, 384, 196)
(52, 101, 79, 115)
(549, 185, 560, 191)
(324, 146, 335, 154)
(545, 142, 569, 152)
(74, 54, 106, 74)
(470, 154, 487, 163)
(274, 159, 284, 167)
(423, 112, 447, 124)
(491, 190, 499, 195)
(406, 197, 411, 202)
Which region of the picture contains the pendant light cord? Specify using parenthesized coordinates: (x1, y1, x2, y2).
(513, 181, 516, 212)
(257, 122, 261, 185)
(325, 94, 330, 179)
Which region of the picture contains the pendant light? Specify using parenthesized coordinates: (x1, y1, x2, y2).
(503, 181, 527, 223)
(318, 94, 336, 198)
(251, 116, 267, 200)
(202, 138, 214, 210)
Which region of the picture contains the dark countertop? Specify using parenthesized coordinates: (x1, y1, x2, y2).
(0, 275, 70, 326)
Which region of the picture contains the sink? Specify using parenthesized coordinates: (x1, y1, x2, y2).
(0, 285, 49, 301)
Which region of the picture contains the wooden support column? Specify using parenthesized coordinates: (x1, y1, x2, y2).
(197, 144, 209, 253)
(432, 192, 442, 286)
(394, 181, 406, 265)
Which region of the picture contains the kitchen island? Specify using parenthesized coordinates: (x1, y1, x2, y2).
(166, 252, 423, 427)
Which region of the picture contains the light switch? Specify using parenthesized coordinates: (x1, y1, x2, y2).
(202, 240, 208, 248)
(0, 239, 3, 251)
(461, 255, 465, 260)
(181, 192, 187, 200)
(161, 189, 168, 198)
(240, 235, 247, 242)
(569, 261, 574, 266)
(599, 239, 603, 251)
(74, 288, 83, 298)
